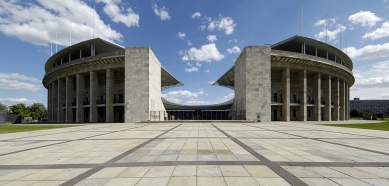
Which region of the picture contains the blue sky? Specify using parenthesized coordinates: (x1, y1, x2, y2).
(0, 0, 389, 107)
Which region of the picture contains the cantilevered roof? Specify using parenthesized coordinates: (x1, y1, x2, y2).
(272, 35, 353, 70)
(44, 38, 124, 72)
(163, 98, 234, 110)
(212, 66, 234, 89)
(161, 67, 184, 90)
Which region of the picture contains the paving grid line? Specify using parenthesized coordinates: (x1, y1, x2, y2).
(245, 124, 389, 157)
(59, 124, 182, 186)
(0, 124, 126, 142)
(212, 124, 308, 186)
(0, 124, 152, 157)
(275, 161, 389, 167)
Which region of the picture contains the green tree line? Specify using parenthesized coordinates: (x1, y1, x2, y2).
(0, 102, 47, 121)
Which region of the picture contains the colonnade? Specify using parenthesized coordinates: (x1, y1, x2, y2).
(275, 68, 350, 121)
(47, 69, 118, 123)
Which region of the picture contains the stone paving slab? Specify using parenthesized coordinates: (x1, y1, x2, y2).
(0, 122, 389, 185)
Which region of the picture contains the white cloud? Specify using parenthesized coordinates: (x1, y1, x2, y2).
(191, 12, 201, 19)
(207, 35, 217, 43)
(348, 11, 382, 27)
(205, 16, 236, 35)
(196, 62, 202, 67)
(205, 69, 211, 73)
(315, 25, 346, 41)
(207, 81, 215, 84)
(152, 2, 171, 21)
(362, 21, 389, 40)
(187, 40, 192, 46)
(184, 100, 210, 105)
(200, 25, 206, 30)
(228, 39, 239, 43)
(223, 93, 234, 99)
(0, 73, 42, 92)
(96, 0, 139, 27)
(184, 67, 198, 73)
(186, 62, 193, 66)
(0, 98, 37, 106)
(315, 18, 336, 27)
(345, 43, 389, 60)
(178, 50, 183, 55)
(177, 32, 186, 40)
(0, 0, 123, 47)
(182, 43, 224, 62)
(162, 89, 206, 103)
(227, 46, 241, 54)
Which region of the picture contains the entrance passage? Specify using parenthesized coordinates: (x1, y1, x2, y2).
(149, 110, 246, 121)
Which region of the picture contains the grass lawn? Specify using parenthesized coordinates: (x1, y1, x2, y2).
(0, 124, 76, 134)
(324, 118, 389, 131)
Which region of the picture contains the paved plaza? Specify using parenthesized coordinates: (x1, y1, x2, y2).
(0, 121, 389, 186)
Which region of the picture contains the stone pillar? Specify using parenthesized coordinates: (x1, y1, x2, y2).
(331, 77, 339, 121)
(125, 47, 166, 122)
(76, 74, 85, 123)
(298, 70, 307, 121)
(106, 69, 114, 123)
(346, 83, 349, 120)
(66, 77, 74, 123)
(52, 81, 58, 122)
(323, 75, 331, 121)
(339, 80, 345, 120)
(90, 71, 98, 123)
(313, 73, 321, 121)
(48, 84, 52, 122)
(231, 46, 271, 122)
(57, 78, 65, 123)
(282, 68, 290, 121)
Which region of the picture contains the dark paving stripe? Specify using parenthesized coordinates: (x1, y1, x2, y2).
(276, 162, 389, 167)
(245, 124, 389, 157)
(212, 124, 308, 186)
(0, 164, 98, 169)
(60, 124, 181, 186)
(111, 161, 263, 167)
(0, 124, 151, 157)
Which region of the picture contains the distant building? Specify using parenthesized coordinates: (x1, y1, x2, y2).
(350, 98, 389, 116)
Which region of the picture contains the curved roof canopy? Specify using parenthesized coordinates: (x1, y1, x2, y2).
(272, 35, 353, 70)
(44, 38, 124, 72)
(163, 98, 233, 110)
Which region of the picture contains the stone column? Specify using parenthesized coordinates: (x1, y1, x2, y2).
(331, 77, 339, 121)
(58, 78, 65, 123)
(323, 75, 331, 121)
(52, 81, 58, 122)
(298, 70, 307, 121)
(346, 83, 349, 120)
(65, 77, 74, 123)
(313, 73, 321, 121)
(48, 84, 52, 122)
(106, 69, 114, 123)
(90, 71, 98, 123)
(339, 80, 345, 120)
(76, 74, 85, 123)
(282, 68, 290, 121)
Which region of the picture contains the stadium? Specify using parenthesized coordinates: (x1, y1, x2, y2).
(43, 36, 354, 123)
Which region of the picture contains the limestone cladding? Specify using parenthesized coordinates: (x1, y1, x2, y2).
(124, 47, 165, 123)
(233, 46, 271, 122)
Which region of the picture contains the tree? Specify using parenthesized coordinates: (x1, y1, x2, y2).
(350, 109, 360, 118)
(28, 103, 47, 120)
(0, 102, 8, 114)
(362, 110, 376, 120)
(9, 103, 30, 117)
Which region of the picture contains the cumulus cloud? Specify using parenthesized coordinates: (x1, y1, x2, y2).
(191, 12, 201, 19)
(186, 62, 193, 66)
(207, 81, 215, 84)
(177, 32, 186, 40)
(196, 62, 202, 67)
(362, 21, 389, 40)
(0, 73, 42, 92)
(0, 98, 37, 105)
(228, 39, 239, 43)
(205, 69, 211, 73)
(184, 67, 198, 73)
(182, 43, 224, 62)
(315, 18, 336, 27)
(187, 40, 192, 46)
(226, 46, 241, 54)
(348, 11, 382, 27)
(315, 25, 346, 41)
(207, 35, 217, 43)
(152, 2, 171, 21)
(0, 0, 125, 46)
(184, 100, 210, 105)
(352, 61, 389, 93)
(96, 0, 139, 27)
(204, 16, 236, 35)
(162, 89, 205, 103)
(345, 43, 389, 60)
